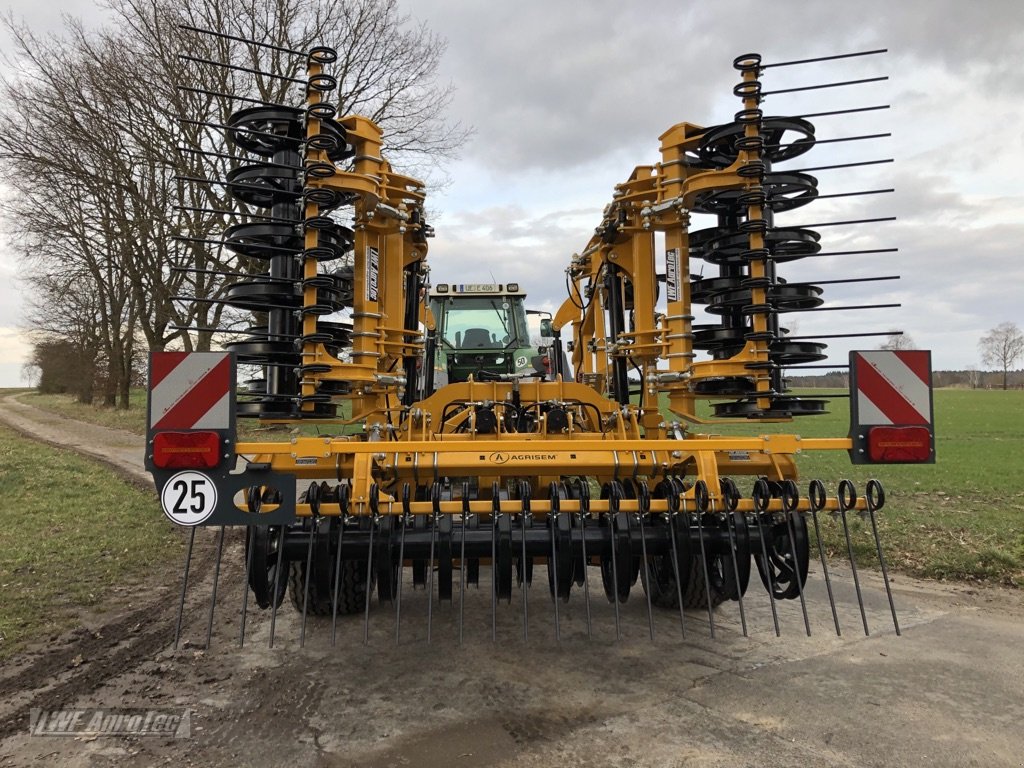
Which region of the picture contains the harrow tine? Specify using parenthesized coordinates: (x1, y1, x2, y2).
(427, 483, 440, 644)
(607, 481, 623, 641)
(838, 480, 870, 635)
(548, 483, 561, 642)
(460, 482, 469, 645)
(519, 480, 530, 643)
(720, 495, 747, 638)
(809, 479, 841, 635)
(752, 489, 781, 637)
(239, 525, 255, 648)
(577, 479, 593, 640)
(491, 484, 499, 642)
(692, 480, 716, 639)
(331, 483, 350, 647)
(637, 481, 655, 642)
(395, 484, 410, 645)
(301, 482, 322, 648)
(866, 480, 900, 635)
(363, 484, 379, 646)
(173, 527, 196, 650)
(665, 482, 686, 638)
(268, 521, 286, 648)
(205, 525, 226, 649)
(781, 482, 811, 637)
(300, 516, 316, 648)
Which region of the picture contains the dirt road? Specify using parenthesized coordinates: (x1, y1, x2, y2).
(1, 396, 1022, 767)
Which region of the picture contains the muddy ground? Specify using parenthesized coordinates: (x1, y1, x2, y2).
(1, 397, 1022, 767)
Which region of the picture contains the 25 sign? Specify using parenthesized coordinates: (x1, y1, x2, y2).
(160, 471, 218, 526)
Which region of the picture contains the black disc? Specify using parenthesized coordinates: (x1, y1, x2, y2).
(641, 479, 693, 609)
(411, 486, 428, 586)
(226, 162, 301, 208)
(375, 515, 400, 603)
(599, 483, 633, 604)
(755, 510, 810, 599)
(495, 511, 513, 602)
(437, 512, 454, 602)
(547, 509, 574, 602)
(246, 525, 288, 609)
(227, 105, 304, 156)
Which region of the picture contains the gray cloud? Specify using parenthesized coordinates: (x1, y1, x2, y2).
(0, 0, 1021, 385)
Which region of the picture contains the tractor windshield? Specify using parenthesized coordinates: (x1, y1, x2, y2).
(436, 296, 529, 350)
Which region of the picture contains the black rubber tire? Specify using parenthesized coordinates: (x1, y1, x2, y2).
(681, 556, 727, 610)
(288, 558, 371, 616)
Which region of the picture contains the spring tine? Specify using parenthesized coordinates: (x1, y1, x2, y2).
(331, 483, 349, 647)
(838, 480, 870, 635)
(173, 527, 196, 650)
(301, 483, 324, 648)
(548, 483, 562, 642)
(637, 481, 655, 642)
(691, 485, 716, 639)
(520, 481, 530, 643)
(721, 500, 747, 638)
(239, 526, 255, 648)
(607, 482, 623, 641)
(395, 484, 410, 645)
(363, 493, 378, 646)
(667, 511, 686, 638)
(786, 510, 812, 637)
(427, 483, 439, 644)
(268, 524, 286, 648)
(204, 525, 226, 649)
(459, 482, 469, 646)
(491, 482, 499, 642)
(812, 508, 841, 635)
(577, 479, 593, 640)
(752, 504, 781, 637)
(866, 480, 900, 635)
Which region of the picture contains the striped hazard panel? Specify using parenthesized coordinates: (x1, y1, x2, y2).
(148, 352, 232, 431)
(850, 350, 934, 464)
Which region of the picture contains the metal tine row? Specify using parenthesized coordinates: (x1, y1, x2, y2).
(172, 475, 900, 650)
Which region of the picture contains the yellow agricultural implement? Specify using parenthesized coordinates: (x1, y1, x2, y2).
(149, 33, 934, 647)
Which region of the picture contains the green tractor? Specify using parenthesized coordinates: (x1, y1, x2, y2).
(424, 282, 559, 390)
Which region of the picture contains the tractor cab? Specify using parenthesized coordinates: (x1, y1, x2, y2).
(427, 282, 540, 388)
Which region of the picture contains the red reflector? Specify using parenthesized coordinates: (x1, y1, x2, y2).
(867, 426, 932, 463)
(153, 431, 222, 469)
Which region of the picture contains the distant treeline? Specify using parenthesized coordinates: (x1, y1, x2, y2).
(787, 369, 1024, 390)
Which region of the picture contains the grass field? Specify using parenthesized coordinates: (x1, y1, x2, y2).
(0, 424, 181, 659)
(683, 389, 1024, 586)
(12, 387, 1024, 587)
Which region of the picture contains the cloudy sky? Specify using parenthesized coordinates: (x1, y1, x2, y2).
(1, 0, 1022, 385)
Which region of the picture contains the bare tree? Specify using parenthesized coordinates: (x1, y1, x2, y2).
(0, 0, 467, 406)
(966, 367, 983, 390)
(980, 322, 1024, 390)
(879, 332, 916, 351)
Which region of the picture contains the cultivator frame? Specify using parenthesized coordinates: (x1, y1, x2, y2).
(151, 32, 934, 648)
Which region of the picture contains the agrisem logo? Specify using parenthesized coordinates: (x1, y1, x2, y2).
(488, 452, 557, 464)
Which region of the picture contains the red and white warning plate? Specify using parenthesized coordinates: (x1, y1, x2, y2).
(852, 350, 931, 426)
(148, 352, 232, 431)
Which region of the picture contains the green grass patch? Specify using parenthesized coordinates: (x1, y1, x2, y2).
(21, 388, 357, 439)
(0, 425, 180, 659)
(24, 390, 149, 434)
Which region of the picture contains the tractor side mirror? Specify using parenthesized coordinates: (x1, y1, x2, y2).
(539, 318, 553, 337)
